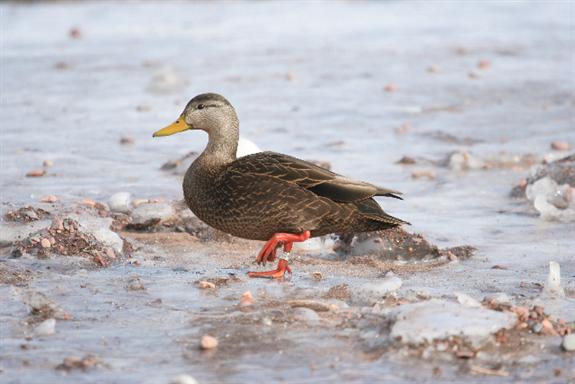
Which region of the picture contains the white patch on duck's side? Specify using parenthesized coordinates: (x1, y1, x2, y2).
(236, 137, 261, 158)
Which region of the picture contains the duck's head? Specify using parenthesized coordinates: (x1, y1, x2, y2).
(153, 93, 238, 138)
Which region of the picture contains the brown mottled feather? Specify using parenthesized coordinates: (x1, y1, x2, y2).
(184, 151, 408, 241)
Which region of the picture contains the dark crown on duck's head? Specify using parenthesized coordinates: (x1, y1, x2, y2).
(185, 93, 232, 110)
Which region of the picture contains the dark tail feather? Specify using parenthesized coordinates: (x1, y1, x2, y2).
(376, 188, 403, 200)
(356, 198, 410, 226)
(365, 212, 411, 226)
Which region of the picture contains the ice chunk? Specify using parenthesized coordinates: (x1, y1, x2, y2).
(108, 192, 132, 214)
(130, 202, 176, 226)
(387, 299, 516, 347)
(455, 292, 482, 307)
(170, 375, 199, 384)
(525, 177, 575, 222)
(68, 214, 124, 254)
(35, 318, 56, 337)
(0, 220, 51, 247)
(484, 292, 513, 305)
(542, 261, 565, 298)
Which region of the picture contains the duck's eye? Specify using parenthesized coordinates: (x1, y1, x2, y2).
(197, 104, 205, 110)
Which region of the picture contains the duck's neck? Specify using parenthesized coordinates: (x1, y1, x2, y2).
(200, 119, 239, 167)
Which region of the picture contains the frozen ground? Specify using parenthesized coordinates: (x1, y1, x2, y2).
(1, 0, 575, 383)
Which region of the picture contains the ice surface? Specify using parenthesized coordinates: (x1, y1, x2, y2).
(353, 272, 403, 304)
(146, 67, 189, 95)
(1, 0, 574, 382)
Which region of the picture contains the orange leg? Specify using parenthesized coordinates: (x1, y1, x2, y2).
(247, 231, 310, 279)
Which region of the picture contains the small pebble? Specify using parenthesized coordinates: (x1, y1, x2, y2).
(43, 160, 54, 167)
(551, 141, 571, 151)
(126, 276, 145, 291)
(69, 27, 82, 39)
(262, 317, 273, 326)
(197, 281, 216, 289)
(56, 355, 98, 371)
(120, 136, 134, 145)
(541, 318, 557, 336)
(454, 46, 467, 55)
(396, 156, 416, 165)
(312, 271, 323, 281)
(40, 195, 58, 203)
(427, 65, 440, 73)
(26, 169, 45, 177)
(562, 334, 575, 351)
(54, 62, 69, 70)
(51, 217, 64, 231)
(105, 247, 116, 260)
(468, 72, 480, 79)
(394, 123, 411, 135)
(383, 83, 397, 92)
(411, 170, 436, 180)
(289, 300, 332, 312)
(477, 60, 491, 69)
(511, 306, 529, 319)
(135, 105, 151, 112)
(40, 238, 52, 248)
(239, 291, 254, 307)
(81, 198, 97, 207)
(35, 318, 56, 336)
(200, 335, 218, 350)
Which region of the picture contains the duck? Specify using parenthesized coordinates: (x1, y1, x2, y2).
(153, 93, 409, 278)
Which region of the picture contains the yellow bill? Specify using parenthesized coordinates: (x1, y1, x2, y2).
(153, 117, 189, 137)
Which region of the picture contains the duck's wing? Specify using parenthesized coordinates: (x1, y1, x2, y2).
(223, 151, 403, 203)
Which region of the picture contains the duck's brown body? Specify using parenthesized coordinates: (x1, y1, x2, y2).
(184, 150, 407, 241)
(154, 92, 408, 278)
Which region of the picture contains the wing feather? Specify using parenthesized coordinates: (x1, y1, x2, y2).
(223, 151, 402, 203)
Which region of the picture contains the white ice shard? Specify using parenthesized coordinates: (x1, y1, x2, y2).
(542, 261, 565, 298)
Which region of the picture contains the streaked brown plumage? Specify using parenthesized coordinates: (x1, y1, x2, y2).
(154, 93, 408, 277)
(184, 151, 408, 241)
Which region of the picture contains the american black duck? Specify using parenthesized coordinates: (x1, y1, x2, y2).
(153, 93, 409, 278)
